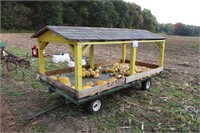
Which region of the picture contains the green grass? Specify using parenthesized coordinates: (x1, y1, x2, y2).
(2, 84, 24, 97)
(87, 73, 200, 132)
(31, 124, 50, 132)
(1, 46, 200, 132)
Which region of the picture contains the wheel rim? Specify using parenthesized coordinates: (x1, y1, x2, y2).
(146, 80, 151, 89)
(92, 100, 101, 112)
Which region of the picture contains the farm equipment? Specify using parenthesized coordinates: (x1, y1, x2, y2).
(0, 42, 30, 78)
(31, 26, 165, 113)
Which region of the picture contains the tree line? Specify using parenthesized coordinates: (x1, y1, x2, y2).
(159, 23, 200, 36)
(1, 1, 199, 36)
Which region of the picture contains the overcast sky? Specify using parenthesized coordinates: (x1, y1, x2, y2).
(124, 0, 200, 26)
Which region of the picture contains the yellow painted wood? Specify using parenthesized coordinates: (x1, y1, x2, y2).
(157, 41, 165, 67)
(39, 41, 48, 50)
(122, 43, 126, 63)
(138, 40, 165, 43)
(74, 44, 82, 91)
(78, 40, 164, 45)
(89, 45, 94, 69)
(38, 41, 47, 74)
(82, 45, 91, 55)
(38, 30, 76, 44)
(129, 47, 137, 75)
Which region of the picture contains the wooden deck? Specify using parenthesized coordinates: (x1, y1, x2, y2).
(40, 60, 163, 99)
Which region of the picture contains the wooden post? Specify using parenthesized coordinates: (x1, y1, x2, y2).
(38, 41, 45, 74)
(74, 44, 82, 91)
(122, 43, 126, 63)
(129, 47, 137, 75)
(89, 45, 94, 69)
(157, 41, 165, 67)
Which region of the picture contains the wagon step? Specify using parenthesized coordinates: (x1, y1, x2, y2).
(26, 102, 65, 121)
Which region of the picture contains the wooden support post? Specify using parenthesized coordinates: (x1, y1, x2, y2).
(89, 45, 94, 69)
(122, 43, 126, 63)
(157, 41, 165, 67)
(38, 41, 48, 74)
(82, 45, 91, 55)
(74, 44, 82, 91)
(129, 47, 137, 75)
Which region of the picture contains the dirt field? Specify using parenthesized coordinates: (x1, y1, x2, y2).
(0, 33, 200, 132)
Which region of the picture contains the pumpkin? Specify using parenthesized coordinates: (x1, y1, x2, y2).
(82, 85, 92, 90)
(93, 73, 100, 78)
(108, 78, 117, 83)
(85, 81, 94, 86)
(58, 77, 71, 87)
(96, 80, 107, 85)
(50, 76, 58, 80)
(90, 71, 95, 76)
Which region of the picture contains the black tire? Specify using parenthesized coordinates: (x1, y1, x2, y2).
(84, 99, 103, 114)
(142, 79, 152, 90)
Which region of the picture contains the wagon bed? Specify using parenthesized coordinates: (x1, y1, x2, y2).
(39, 60, 163, 100)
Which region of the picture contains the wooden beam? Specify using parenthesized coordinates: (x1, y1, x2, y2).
(82, 45, 91, 55)
(74, 44, 82, 91)
(129, 47, 137, 75)
(78, 40, 165, 45)
(39, 41, 48, 50)
(156, 41, 165, 67)
(126, 67, 163, 83)
(122, 43, 126, 63)
(38, 41, 46, 74)
(89, 45, 94, 69)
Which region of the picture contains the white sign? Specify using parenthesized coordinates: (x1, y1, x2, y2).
(132, 41, 138, 48)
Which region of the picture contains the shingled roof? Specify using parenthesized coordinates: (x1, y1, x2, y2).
(31, 26, 165, 41)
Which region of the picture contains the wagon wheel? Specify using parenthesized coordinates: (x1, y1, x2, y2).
(5, 61, 17, 72)
(1, 61, 17, 75)
(84, 98, 104, 114)
(141, 78, 152, 90)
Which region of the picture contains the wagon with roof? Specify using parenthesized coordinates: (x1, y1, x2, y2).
(31, 26, 165, 113)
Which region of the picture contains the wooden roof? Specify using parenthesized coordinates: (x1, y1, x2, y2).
(32, 26, 165, 41)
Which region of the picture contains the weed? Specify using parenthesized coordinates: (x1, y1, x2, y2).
(31, 124, 49, 132)
(2, 84, 24, 97)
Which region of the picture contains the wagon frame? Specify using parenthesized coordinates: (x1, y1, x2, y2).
(32, 26, 165, 113)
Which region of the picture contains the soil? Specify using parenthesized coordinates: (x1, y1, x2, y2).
(0, 33, 199, 132)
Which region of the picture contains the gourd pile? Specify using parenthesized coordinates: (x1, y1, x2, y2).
(102, 63, 130, 78)
(101, 63, 151, 78)
(82, 67, 101, 78)
(49, 62, 151, 90)
(49, 75, 116, 91)
(49, 76, 71, 87)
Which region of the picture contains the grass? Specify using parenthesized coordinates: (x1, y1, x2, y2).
(1, 45, 200, 132)
(2, 84, 24, 97)
(31, 125, 50, 132)
(87, 72, 200, 132)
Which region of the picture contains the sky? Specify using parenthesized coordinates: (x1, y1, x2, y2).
(124, 0, 200, 26)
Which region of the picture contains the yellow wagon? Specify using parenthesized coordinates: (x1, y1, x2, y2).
(32, 26, 165, 113)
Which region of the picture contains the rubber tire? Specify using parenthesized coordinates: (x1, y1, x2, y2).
(84, 99, 103, 114)
(142, 79, 152, 90)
